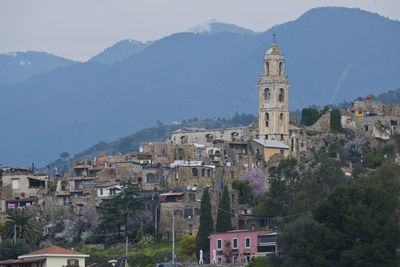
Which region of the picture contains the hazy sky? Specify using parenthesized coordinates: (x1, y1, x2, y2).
(0, 0, 399, 61)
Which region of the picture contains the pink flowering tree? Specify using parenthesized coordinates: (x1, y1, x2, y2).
(239, 168, 267, 201)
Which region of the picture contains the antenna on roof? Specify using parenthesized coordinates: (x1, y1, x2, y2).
(273, 33, 276, 43)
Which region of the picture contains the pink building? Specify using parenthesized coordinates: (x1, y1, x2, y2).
(209, 230, 278, 264)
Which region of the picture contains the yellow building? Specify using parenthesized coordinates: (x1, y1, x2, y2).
(0, 246, 89, 267)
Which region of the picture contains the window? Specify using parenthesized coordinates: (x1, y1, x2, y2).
(233, 255, 238, 263)
(281, 134, 284, 141)
(245, 237, 251, 248)
(280, 113, 283, 120)
(364, 125, 369, 132)
(189, 224, 193, 236)
(279, 62, 283, 75)
(229, 171, 234, 179)
(217, 239, 222, 250)
(265, 121, 269, 127)
(256, 149, 260, 155)
(192, 168, 198, 177)
(207, 169, 211, 177)
(280, 149, 284, 156)
(196, 148, 202, 156)
(266, 112, 269, 120)
(279, 88, 284, 102)
(264, 88, 270, 100)
(201, 169, 205, 176)
(180, 135, 187, 144)
(266, 62, 269, 76)
(206, 134, 213, 143)
(259, 234, 277, 243)
(233, 238, 238, 249)
(195, 208, 200, 215)
(99, 188, 103, 196)
(189, 193, 195, 201)
(265, 135, 268, 139)
(217, 258, 222, 264)
(67, 259, 79, 266)
(12, 179, 19, 190)
(178, 148, 185, 160)
(184, 208, 193, 219)
(146, 173, 156, 183)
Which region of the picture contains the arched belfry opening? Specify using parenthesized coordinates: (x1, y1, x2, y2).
(265, 88, 270, 101)
(266, 62, 269, 76)
(279, 89, 284, 102)
(279, 62, 283, 76)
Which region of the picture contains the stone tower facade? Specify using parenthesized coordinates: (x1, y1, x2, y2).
(257, 41, 290, 143)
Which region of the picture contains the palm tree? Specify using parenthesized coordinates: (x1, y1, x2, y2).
(4, 210, 43, 245)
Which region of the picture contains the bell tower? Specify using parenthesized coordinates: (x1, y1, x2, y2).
(257, 37, 290, 142)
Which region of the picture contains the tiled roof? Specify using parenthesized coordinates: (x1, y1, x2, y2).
(0, 257, 46, 264)
(97, 182, 120, 188)
(19, 246, 88, 258)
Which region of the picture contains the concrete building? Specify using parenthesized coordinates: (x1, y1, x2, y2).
(257, 41, 290, 143)
(0, 246, 89, 267)
(209, 230, 278, 264)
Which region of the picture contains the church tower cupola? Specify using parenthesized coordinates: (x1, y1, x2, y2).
(257, 37, 290, 142)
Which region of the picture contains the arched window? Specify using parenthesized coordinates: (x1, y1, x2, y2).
(265, 112, 269, 127)
(280, 113, 283, 120)
(279, 89, 284, 102)
(264, 88, 270, 101)
(266, 62, 269, 76)
(279, 62, 283, 76)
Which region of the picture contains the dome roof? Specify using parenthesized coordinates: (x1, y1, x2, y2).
(266, 42, 283, 55)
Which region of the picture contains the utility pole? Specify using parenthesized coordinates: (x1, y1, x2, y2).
(154, 206, 158, 244)
(13, 224, 16, 245)
(141, 221, 144, 255)
(125, 235, 128, 267)
(172, 214, 175, 265)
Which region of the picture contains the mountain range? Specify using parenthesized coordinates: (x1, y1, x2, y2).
(1, 7, 400, 167)
(0, 51, 77, 85)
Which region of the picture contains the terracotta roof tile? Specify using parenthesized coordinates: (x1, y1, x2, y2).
(20, 246, 86, 257)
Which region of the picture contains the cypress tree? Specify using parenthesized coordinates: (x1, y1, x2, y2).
(330, 109, 343, 132)
(195, 187, 214, 262)
(216, 186, 233, 232)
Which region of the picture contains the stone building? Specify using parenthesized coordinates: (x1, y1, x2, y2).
(257, 41, 290, 143)
(159, 188, 239, 240)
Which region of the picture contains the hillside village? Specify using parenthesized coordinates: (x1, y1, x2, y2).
(1, 41, 400, 266)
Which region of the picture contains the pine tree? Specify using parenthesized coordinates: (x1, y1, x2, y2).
(195, 188, 214, 262)
(216, 186, 233, 232)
